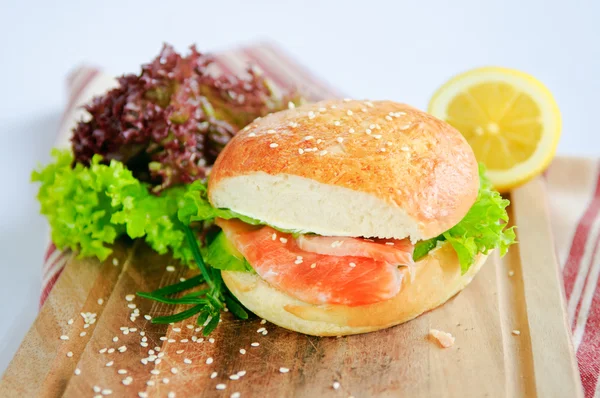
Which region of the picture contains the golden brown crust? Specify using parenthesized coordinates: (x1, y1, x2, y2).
(209, 99, 479, 239)
(222, 243, 488, 336)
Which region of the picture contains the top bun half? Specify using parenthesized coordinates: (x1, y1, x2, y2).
(208, 99, 479, 241)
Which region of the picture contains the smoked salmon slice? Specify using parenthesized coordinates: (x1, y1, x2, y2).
(216, 218, 412, 306)
(296, 235, 414, 265)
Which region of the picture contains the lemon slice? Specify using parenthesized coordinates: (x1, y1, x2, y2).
(428, 67, 561, 192)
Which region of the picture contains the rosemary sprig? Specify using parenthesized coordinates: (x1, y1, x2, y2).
(137, 225, 248, 335)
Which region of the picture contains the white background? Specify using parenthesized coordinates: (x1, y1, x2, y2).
(0, 0, 598, 374)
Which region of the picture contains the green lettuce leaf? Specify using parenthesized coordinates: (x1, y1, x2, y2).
(412, 164, 516, 273)
(33, 150, 193, 264)
(205, 231, 252, 272)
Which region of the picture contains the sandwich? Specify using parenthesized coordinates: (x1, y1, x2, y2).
(202, 99, 515, 336)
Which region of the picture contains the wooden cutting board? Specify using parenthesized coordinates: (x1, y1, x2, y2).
(0, 178, 583, 398)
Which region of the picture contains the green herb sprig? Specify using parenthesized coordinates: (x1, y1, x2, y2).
(137, 225, 248, 335)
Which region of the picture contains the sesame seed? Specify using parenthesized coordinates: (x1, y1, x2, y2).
(251, 342, 260, 347)
(262, 330, 268, 335)
(125, 294, 135, 301)
(206, 357, 214, 364)
(176, 349, 185, 354)
(349, 262, 356, 268)
(333, 381, 341, 390)
(373, 134, 382, 139)
(310, 263, 317, 269)
(122, 377, 133, 385)
(105, 361, 114, 367)
(304, 135, 313, 140)
(184, 358, 192, 364)
(401, 146, 410, 151)
(231, 393, 241, 398)
(347, 110, 353, 116)
(279, 238, 288, 244)
(141, 358, 148, 365)
(369, 124, 376, 129)
(380, 148, 387, 152)
(366, 129, 372, 135)
(334, 121, 341, 126)
(93, 386, 102, 393)
(168, 339, 176, 343)
(144, 315, 152, 320)
(67, 319, 74, 325)
(151, 369, 160, 375)
(512, 330, 521, 335)
(141, 336, 148, 342)
(319, 150, 328, 156)
(385, 115, 393, 121)
(386, 242, 395, 246)
(181, 338, 189, 343)
(163, 378, 170, 384)
(508, 270, 515, 277)
(97, 298, 104, 305)
(112, 258, 119, 266)
(127, 303, 136, 309)
(138, 393, 148, 398)
(237, 370, 247, 377)
(216, 384, 227, 390)
(209, 338, 215, 343)
(294, 259, 303, 265)
(166, 265, 175, 272)
(160, 336, 167, 341)
(361, 108, 368, 112)
(171, 367, 179, 374)
(158, 352, 165, 358)
(74, 368, 81, 375)
(113, 336, 119, 342)
(271, 233, 277, 241)
(230, 375, 240, 380)
(66, 351, 73, 358)
(257, 327, 266, 333)
(279, 367, 290, 373)
(269, 143, 278, 148)
(80, 331, 86, 337)
(248, 132, 256, 137)
(108, 348, 115, 354)
(99, 348, 107, 353)
(288, 101, 295, 109)
(298, 148, 304, 155)
(118, 369, 127, 374)
(343, 98, 351, 102)
(308, 111, 315, 119)
(267, 129, 276, 134)
(173, 327, 181, 332)
(118, 345, 127, 353)
(102, 389, 113, 395)
(336, 137, 344, 143)
(400, 124, 411, 130)
(386, 141, 392, 146)
(365, 101, 374, 108)
(168, 393, 176, 398)
(316, 139, 322, 144)
(239, 349, 246, 355)
(318, 107, 327, 112)
(211, 372, 218, 379)
(146, 380, 155, 386)
(60, 335, 69, 341)
(260, 319, 267, 324)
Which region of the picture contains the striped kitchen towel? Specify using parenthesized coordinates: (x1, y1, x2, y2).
(39, 42, 599, 397)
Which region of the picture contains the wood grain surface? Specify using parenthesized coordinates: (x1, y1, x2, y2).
(0, 177, 583, 397)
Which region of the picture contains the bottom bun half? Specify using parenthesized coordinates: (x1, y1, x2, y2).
(222, 243, 488, 336)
